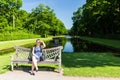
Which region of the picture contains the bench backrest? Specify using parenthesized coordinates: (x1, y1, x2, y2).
(14, 46, 63, 61)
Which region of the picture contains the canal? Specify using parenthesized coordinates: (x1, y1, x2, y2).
(46, 36, 118, 53)
(22, 36, 119, 54)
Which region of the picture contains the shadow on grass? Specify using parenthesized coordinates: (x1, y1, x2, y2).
(18, 65, 55, 71)
(2, 65, 58, 75)
(62, 52, 120, 68)
(2, 65, 11, 71)
(6, 65, 58, 73)
(0, 48, 15, 55)
(0, 43, 34, 55)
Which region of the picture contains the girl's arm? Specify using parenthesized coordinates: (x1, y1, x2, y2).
(32, 47, 34, 55)
(41, 41, 46, 49)
(32, 47, 39, 58)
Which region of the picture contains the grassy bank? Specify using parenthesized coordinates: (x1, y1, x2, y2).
(0, 37, 53, 55)
(0, 37, 52, 50)
(80, 36, 120, 49)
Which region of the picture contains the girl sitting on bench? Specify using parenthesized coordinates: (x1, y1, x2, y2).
(31, 39, 46, 75)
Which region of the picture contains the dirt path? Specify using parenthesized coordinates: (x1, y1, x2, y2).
(0, 70, 120, 80)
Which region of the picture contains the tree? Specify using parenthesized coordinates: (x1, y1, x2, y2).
(0, 0, 23, 32)
(0, 1, 67, 40)
(0, 16, 8, 32)
(71, 0, 120, 37)
(25, 4, 66, 36)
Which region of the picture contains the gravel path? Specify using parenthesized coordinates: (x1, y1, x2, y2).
(0, 70, 120, 80)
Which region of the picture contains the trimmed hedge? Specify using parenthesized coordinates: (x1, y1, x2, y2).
(0, 31, 40, 41)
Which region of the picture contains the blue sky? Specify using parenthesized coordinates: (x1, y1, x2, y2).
(21, 0, 86, 29)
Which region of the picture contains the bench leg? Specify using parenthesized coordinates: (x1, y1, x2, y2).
(16, 63, 18, 69)
(58, 63, 64, 74)
(11, 62, 14, 71)
(58, 63, 61, 73)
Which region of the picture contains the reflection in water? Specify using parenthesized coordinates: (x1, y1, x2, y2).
(24, 36, 119, 53)
(66, 35, 72, 38)
(63, 41, 74, 52)
(62, 36, 118, 53)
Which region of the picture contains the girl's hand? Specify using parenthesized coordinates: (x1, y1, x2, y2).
(41, 40, 44, 43)
(33, 54, 39, 58)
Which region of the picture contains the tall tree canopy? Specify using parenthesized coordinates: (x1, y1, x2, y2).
(0, 0, 28, 33)
(71, 0, 120, 37)
(25, 4, 66, 36)
(0, 1, 66, 38)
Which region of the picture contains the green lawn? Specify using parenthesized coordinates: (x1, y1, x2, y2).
(62, 52, 120, 77)
(0, 37, 52, 50)
(1, 52, 120, 77)
(80, 36, 120, 49)
(0, 53, 11, 74)
(1, 36, 120, 77)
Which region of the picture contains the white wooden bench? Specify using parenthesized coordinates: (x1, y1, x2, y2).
(11, 46, 63, 73)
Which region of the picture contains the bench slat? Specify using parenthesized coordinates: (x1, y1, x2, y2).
(12, 60, 59, 64)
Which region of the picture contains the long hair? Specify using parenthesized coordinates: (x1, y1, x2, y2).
(35, 39, 42, 47)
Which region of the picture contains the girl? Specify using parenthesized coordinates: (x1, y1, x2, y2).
(31, 39, 46, 75)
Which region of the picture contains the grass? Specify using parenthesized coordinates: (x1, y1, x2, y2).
(0, 37, 53, 55)
(80, 36, 120, 49)
(0, 36, 120, 77)
(62, 52, 120, 77)
(0, 54, 11, 74)
(0, 37, 52, 50)
(1, 52, 120, 77)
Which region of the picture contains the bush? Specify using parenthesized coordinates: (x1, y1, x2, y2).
(0, 30, 40, 41)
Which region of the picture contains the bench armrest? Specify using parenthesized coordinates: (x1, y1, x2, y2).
(10, 54, 16, 61)
(10, 55, 14, 61)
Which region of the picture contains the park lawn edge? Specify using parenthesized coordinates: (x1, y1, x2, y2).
(79, 36, 120, 49)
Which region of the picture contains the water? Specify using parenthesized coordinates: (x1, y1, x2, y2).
(22, 36, 119, 53)
(51, 36, 118, 53)
(63, 41, 74, 52)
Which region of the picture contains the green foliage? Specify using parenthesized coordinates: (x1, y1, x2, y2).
(0, 16, 8, 32)
(0, 0, 23, 26)
(0, 30, 40, 41)
(0, 1, 67, 41)
(71, 0, 120, 37)
(25, 4, 67, 36)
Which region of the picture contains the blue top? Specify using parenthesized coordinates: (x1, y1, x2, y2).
(34, 46, 42, 59)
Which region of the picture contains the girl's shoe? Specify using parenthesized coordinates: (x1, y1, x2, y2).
(36, 69, 38, 72)
(36, 67, 38, 72)
(30, 72, 35, 75)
